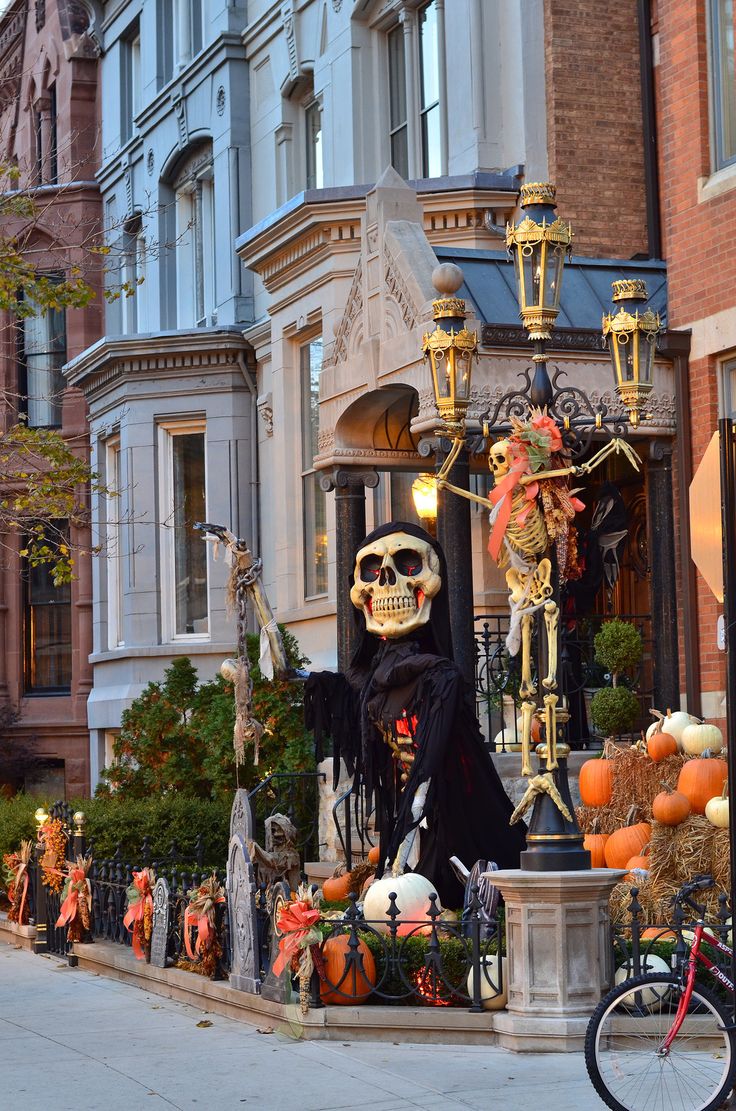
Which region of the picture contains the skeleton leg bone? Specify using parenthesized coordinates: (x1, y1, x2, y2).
(519, 698, 536, 778)
(519, 612, 536, 699)
(544, 692, 559, 771)
(543, 601, 560, 691)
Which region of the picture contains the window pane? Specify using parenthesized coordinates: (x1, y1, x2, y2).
(421, 104, 441, 178)
(172, 433, 208, 634)
(25, 554, 71, 692)
(23, 304, 66, 427)
(300, 337, 323, 469)
(388, 24, 406, 131)
(303, 472, 328, 596)
(713, 0, 736, 165)
(305, 101, 323, 190)
(419, 1, 439, 111)
(391, 125, 409, 180)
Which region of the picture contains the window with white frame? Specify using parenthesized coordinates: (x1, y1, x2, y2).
(721, 355, 736, 416)
(120, 213, 144, 333)
(121, 19, 141, 144)
(175, 0, 206, 68)
(305, 99, 324, 190)
(174, 147, 216, 327)
(300, 337, 328, 597)
(106, 437, 125, 649)
(159, 421, 209, 638)
(157, 0, 174, 87)
(19, 294, 66, 428)
(387, 0, 442, 180)
(709, 0, 736, 170)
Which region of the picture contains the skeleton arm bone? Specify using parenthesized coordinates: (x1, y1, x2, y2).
(435, 478, 494, 511)
(392, 779, 431, 876)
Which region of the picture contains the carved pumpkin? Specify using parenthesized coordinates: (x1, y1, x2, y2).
(322, 873, 353, 903)
(677, 757, 729, 815)
(583, 818, 609, 868)
(705, 782, 729, 829)
(652, 785, 691, 826)
(604, 808, 652, 869)
(320, 933, 376, 1005)
(362, 872, 440, 936)
(579, 758, 614, 807)
(681, 721, 723, 757)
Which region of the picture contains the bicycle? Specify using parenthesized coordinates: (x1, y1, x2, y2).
(585, 874, 736, 1111)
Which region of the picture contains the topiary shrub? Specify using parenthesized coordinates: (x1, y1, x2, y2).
(594, 620, 643, 685)
(590, 685, 640, 737)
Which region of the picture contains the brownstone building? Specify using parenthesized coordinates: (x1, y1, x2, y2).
(0, 0, 101, 797)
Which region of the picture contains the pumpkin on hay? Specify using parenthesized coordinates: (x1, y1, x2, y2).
(677, 756, 729, 815)
(579, 757, 614, 807)
(624, 844, 651, 881)
(604, 807, 652, 869)
(652, 708, 699, 750)
(320, 933, 376, 1005)
(705, 782, 729, 829)
(647, 719, 678, 763)
(362, 872, 440, 936)
(681, 721, 724, 757)
(583, 818, 609, 868)
(322, 873, 353, 903)
(651, 784, 691, 826)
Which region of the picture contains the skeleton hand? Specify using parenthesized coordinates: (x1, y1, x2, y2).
(393, 779, 431, 876)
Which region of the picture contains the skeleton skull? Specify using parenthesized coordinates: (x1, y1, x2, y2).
(350, 530, 441, 638)
(489, 439, 513, 482)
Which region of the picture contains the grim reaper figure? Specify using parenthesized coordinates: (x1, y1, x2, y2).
(305, 521, 526, 908)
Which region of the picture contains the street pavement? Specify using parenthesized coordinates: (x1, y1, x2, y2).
(1, 943, 600, 1111)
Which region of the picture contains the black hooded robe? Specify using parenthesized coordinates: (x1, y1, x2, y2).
(305, 521, 526, 908)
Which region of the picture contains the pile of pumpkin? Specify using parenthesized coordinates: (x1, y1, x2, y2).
(577, 710, 730, 922)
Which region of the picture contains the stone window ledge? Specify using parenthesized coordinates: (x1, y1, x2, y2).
(698, 162, 736, 203)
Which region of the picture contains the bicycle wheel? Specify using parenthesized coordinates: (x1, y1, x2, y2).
(585, 972, 736, 1111)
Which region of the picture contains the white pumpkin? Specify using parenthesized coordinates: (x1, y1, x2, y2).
(492, 726, 522, 752)
(661, 710, 699, 750)
(681, 721, 723, 756)
(362, 872, 441, 936)
(705, 782, 729, 828)
(467, 955, 507, 1011)
(615, 954, 670, 1007)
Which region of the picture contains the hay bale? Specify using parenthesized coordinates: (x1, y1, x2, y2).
(576, 803, 618, 835)
(608, 748, 685, 826)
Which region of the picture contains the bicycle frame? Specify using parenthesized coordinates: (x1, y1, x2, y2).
(660, 921, 735, 1052)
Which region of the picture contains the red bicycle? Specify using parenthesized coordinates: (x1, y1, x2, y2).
(586, 875, 736, 1111)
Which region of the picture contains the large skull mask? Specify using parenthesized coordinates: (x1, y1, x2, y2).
(350, 530, 441, 638)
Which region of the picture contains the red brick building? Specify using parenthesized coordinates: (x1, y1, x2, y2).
(0, 0, 101, 796)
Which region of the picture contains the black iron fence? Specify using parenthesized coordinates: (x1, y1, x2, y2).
(474, 612, 654, 750)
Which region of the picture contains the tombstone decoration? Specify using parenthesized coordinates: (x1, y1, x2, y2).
(260, 880, 295, 1005)
(226, 832, 261, 994)
(230, 788, 254, 844)
(149, 877, 170, 968)
(248, 814, 301, 892)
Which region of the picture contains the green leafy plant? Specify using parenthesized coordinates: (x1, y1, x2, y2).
(98, 629, 313, 799)
(590, 686, 640, 737)
(594, 620, 643, 686)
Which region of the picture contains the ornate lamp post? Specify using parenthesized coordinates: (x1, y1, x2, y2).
(425, 182, 662, 870)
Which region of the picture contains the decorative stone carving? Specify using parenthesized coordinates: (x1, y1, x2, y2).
(384, 244, 418, 329)
(257, 393, 274, 436)
(226, 833, 260, 994)
(146, 149, 154, 176)
(216, 86, 226, 116)
(327, 260, 363, 367)
(149, 878, 170, 968)
(282, 1, 299, 83)
(173, 94, 188, 149)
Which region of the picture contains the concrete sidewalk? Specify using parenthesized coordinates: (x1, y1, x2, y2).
(1, 943, 600, 1111)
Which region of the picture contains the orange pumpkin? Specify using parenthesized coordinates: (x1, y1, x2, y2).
(367, 845, 380, 865)
(652, 785, 690, 826)
(583, 818, 609, 868)
(322, 873, 353, 902)
(641, 928, 676, 941)
(677, 757, 729, 815)
(604, 807, 652, 869)
(625, 845, 651, 874)
(320, 933, 376, 1005)
(579, 758, 614, 807)
(647, 729, 678, 763)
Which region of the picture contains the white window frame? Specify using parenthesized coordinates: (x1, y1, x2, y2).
(106, 436, 125, 649)
(158, 418, 210, 642)
(175, 162, 215, 328)
(720, 354, 736, 417)
(299, 336, 328, 600)
(385, 0, 445, 181)
(708, 0, 736, 172)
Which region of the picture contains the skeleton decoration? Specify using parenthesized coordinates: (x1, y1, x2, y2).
(248, 814, 301, 892)
(350, 530, 442, 638)
(437, 408, 641, 815)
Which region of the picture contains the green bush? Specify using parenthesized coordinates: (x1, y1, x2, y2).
(590, 685, 640, 737)
(0, 794, 40, 862)
(594, 620, 643, 681)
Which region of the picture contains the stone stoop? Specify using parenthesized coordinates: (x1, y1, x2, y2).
(68, 938, 498, 1044)
(0, 911, 37, 951)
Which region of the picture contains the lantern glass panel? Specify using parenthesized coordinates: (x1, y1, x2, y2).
(455, 351, 471, 400)
(544, 244, 565, 311)
(433, 351, 451, 399)
(641, 332, 656, 384)
(522, 244, 543, 310)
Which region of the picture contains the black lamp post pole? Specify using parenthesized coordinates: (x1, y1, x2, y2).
(718, 416, 736, 1022)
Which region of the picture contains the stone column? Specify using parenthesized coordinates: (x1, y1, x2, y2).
(429, 438, 475, 686)
(647, 441, 679, 709)
(320, 466, 378, 671)
(490, 868, 625, 1051)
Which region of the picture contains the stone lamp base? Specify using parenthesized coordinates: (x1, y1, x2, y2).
(486, 868, 626, 1052)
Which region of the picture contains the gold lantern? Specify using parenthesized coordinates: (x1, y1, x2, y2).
(506, 182, 573, 342)
(422, 264, 478, 436)
(602, 279, 661, 428)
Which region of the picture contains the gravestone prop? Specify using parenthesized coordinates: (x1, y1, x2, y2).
(230, 788, 254, 843)
(227, 832, 261, 994)
(260, 879, 294, 1005)
(149, 877, 170, 968)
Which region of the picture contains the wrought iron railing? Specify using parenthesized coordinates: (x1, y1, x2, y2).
(474, 612, 654, 750)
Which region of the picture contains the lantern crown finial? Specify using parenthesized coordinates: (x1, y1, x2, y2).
(612, 278, 648, 303)
(519, 182, 557, 208)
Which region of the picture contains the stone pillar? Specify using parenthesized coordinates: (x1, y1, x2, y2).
(490, 868, 624, 1051)
(432, 439, 475, 686)
(647, 441, 679, 709)
(320, 466, 378, 671)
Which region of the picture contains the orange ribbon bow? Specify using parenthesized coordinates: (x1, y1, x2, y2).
(272, 900, 322, 977)
(123, 870, 154, 960)
(56, 867, 89, 928)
